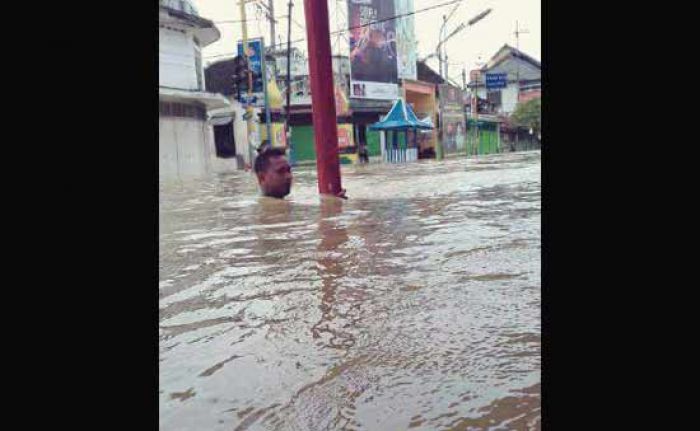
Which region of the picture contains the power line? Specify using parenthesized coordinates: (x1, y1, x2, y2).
(204, 0, 463, 58)
(214, 16, 286, 24)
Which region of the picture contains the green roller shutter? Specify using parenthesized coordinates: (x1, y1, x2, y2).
(290, 125, 316, 161)
(366, 128, 381, 156)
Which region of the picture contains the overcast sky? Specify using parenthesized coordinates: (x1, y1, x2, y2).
(191, 0, 540, 81)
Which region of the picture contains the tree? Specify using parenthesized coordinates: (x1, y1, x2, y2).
(510, 97, 541, 135)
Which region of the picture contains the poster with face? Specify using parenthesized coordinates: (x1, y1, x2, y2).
(348, 0, 399, 100)
(237, 38, 265, 107)
(439, 84, 467, 154)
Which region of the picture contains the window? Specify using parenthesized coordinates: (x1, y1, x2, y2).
(214, 122, 236, 158)
(487, 90, 502, 106)
(159, 102, 206, 119)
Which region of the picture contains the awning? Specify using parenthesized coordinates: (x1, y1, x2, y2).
(210, 116, 233, 126)
(159, 87, 230, 111)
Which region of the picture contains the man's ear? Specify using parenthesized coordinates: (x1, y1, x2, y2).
(256, 172, 266, 183)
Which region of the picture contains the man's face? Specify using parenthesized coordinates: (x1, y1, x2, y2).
(258, 155, 293, 198)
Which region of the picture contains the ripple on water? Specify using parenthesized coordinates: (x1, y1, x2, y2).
(159, 152, 541, 430)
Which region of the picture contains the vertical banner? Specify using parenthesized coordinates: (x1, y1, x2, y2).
(337, 124, 355, 149)
(237, 38, 265, 107)
(439, 84, 466, 154)
(337, 123, 356, 164)
(394, 0, 417, 80)
(335, 84, 351, 116)
(269, 122, 287, 148)
(348, 0, 399, 100)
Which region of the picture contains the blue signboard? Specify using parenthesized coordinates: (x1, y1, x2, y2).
(240, 94, 258, 105)
(485, 73, 508, 89)
(237, 38, 265, 106)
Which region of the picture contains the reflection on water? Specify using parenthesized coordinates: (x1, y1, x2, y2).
(159, 152, 541, 430)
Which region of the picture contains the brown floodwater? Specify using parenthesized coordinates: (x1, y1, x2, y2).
(159, 151, 541, 430)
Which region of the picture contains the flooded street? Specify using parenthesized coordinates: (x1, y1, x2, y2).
(159, 152, 541, 430)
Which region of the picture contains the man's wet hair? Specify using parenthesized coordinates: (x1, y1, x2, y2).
(254, 147, 287, 174)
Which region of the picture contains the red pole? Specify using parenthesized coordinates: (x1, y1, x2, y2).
(302, 0, 342, 196)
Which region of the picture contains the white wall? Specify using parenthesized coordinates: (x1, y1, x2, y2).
(473, 55, 541, 115)
(159, 117, 213, 180)
(159, 27, 200, 90)
(275, 52, 308, 77)
(488, 58, 540, 82)
(231, 102, 253, 165)
(501, 84, 520, 114)
(475, 81, 532, 115)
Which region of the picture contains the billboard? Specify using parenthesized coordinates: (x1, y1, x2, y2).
(335, 84, 351, 116)
(438, 84, 463, 109)
(237, 38, 265, 107)
(394, 0, 417, 80)
(337, 124, 355, 149)
(348, 0, 399, 100)
(438, 84, 466, 155)
(441, 113, 467, 153)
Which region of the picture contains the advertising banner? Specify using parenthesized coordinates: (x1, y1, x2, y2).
(271, 123, 287, 148)
(441, 113, 466, 153)
(348, 0, 399, 100)
(438, 84, 466, 155)
(337, 124, 355, 149)
(438, 84, 463, 109)
(394, 0, 417, 80)
(237, 38, 265, 107)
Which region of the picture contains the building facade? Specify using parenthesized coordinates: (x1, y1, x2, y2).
(469, 45, 541, 116)
(159, 0, 230, 180)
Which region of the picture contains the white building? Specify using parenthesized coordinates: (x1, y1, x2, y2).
(469, 45, 541, 115)
(159, 0, 231, 180)
(267, 49, 351, 106)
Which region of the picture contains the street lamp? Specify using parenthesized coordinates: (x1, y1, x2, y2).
(438, 2, 462, 76)
(436, 8, 492, 79)
(468, 8, 492, 26)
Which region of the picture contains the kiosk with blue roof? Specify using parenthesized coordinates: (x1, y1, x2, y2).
(369, 98, 434, 163)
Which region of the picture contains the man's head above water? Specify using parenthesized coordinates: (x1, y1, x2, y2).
(254, 148, 293, 198)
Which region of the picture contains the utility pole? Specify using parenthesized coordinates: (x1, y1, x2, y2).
(439, 1, 460, 78)
(254, 1, 277, 57)
(474, 71, 479, 158)
(261, 39, 273, 151)
(303, 0, 342, 196)
(445, 54, 449, 83)
(268, 0, 276, 53)
(514, 20, 529, 52)
(439, 14, 447, 78)
(514, 20, 529, 90)
(472, 58, 486, 158)
(436, 8, 491, 79)
(239, 0, 257, 166)
(285, 0, 294, 164)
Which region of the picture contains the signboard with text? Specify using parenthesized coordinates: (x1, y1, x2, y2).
(485, 73, 508, 89)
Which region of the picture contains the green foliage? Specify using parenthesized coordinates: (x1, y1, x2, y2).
(511, 98, 541, 133)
